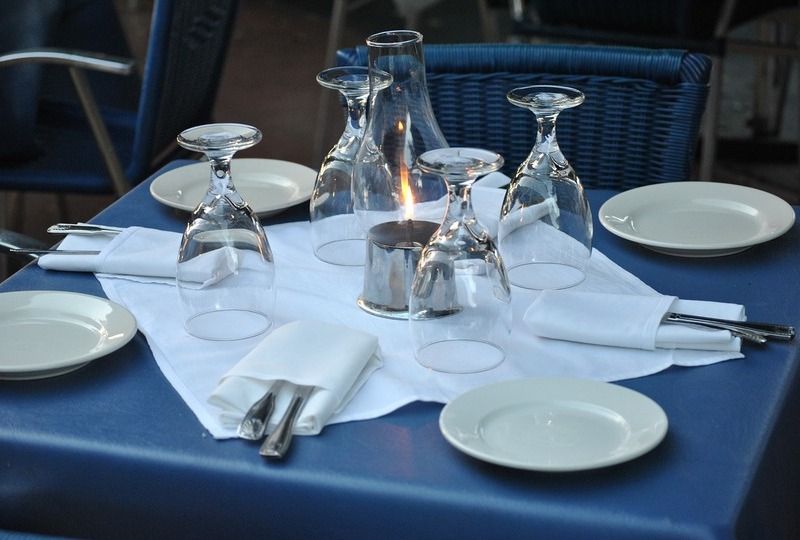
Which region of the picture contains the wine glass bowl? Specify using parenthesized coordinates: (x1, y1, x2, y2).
(176, 123, 276, 341)
(311, 66, 392, 266)
(409, 147, 511, 374)
(499, 85, 592, 291)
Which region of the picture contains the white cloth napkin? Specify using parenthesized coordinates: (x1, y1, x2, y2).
(208, 320, 381, 435)
(38, 226, 237, 286)
(91, 174, 746, 439)
(525, 290, 744, 352)
(38, 227, 178, 278)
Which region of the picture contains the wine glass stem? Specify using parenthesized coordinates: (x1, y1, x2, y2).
(209, 154, 236, 195)
(535, 113, 560, 155)
(345, 95, 367, 134)
(442, 182, 475, 229)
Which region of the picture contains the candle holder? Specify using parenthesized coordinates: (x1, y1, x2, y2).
(352, 30, 449, 318)
(358, 219, 439, 318)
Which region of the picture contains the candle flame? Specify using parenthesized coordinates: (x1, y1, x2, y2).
(396, 120, 414, 219)
(399, 163, 414, 220)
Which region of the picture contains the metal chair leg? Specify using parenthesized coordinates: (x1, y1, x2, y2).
(699, 56, 723, 181)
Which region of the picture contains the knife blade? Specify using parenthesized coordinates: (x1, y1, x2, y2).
(259, 384, 314, 459)
(10, 249, 102, 256)
(47, 223, 124, 235)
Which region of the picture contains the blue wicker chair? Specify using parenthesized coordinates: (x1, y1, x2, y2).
(337, 43, 711, 190)
(0, 0, 239, 217)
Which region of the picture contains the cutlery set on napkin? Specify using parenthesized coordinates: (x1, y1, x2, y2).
(524, 290, 794, 351)
(208, 320, 381, 458)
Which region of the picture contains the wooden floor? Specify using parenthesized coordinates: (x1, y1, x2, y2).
(2, 0, 798, 280)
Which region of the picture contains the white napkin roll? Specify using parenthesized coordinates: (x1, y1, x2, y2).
(37, 227, 238, 285)
(208, 320, 382, 436)
(38, 227, 179, 276)
(524, 290, 745, 352)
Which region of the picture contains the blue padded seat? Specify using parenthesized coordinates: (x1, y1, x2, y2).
(337, 43, 711, 190)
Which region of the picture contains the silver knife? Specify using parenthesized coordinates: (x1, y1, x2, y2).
(259, 384, 314, 459)
(666, 313, 795, 341)
(11, 249, 102, 255)
(47, 223, 124, 235)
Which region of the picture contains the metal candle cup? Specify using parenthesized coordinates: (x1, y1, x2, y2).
(357, 219, 439, 319)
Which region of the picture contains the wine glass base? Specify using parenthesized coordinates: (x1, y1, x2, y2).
(314, 238, 365, 266)
(508, 262, 586, 290)
(185, 309, 272, 341)
(356, 297, 409, 320)
(416, 339, 504, 373)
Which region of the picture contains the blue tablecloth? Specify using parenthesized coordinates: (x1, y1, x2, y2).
(1, 161, 798, 539)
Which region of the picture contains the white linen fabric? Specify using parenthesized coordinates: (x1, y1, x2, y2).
(76, 174, 745, 438)
(208, 320, 381, 435)
(524, 290, 744, 352)
(38, 226, 179, 278)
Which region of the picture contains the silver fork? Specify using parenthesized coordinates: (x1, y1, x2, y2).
(237, 381, 283, 440)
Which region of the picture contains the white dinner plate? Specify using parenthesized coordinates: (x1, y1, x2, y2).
(439, 378, 668, 472)
(598, 181, 795, 257)
(150, 158, 316, 217)
(0, 291, 137, 380)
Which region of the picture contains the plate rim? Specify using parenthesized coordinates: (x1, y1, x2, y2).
(149, 158, 316, 215)
(0, 290, 137, 378)
(598, 181, 796, 252)
(439, 377, 668, 472)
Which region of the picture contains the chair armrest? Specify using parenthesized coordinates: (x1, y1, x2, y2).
(0, 47, 135, 196)
(0, 47, 134, 75)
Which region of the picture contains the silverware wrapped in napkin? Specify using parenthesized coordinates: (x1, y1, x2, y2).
(209, 320, 382, 438)
(35, 226, 237, 285)
(524, 291, 765, 351)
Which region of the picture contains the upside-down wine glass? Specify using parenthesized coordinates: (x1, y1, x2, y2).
(176, 123, 276, 341)
(498, 85, 592, 290)
(310, 66, 392, 265)
(409, 147, 511, 374)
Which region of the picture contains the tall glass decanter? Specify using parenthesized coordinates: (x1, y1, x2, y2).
(352, 29, 449, 241)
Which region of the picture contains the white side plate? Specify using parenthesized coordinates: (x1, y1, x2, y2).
(0, 291, 137, 380)
(599, 182, 795, 257)
(150, 158, 316, 217)
(439, 378, 668, 472)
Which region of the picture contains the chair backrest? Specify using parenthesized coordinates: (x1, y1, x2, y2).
(127, 0, 239, 182)
(337, 43, 711, 189)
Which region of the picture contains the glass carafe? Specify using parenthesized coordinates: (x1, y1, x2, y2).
(352, 29, 449, 241)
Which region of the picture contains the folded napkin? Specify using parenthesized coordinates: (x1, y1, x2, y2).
(208, 320, 381, 435)
(38, 226, 235, 285)
(524, 291, 745, 352)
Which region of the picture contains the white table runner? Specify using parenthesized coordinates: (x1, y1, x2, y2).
(97, 203, 742, 438)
